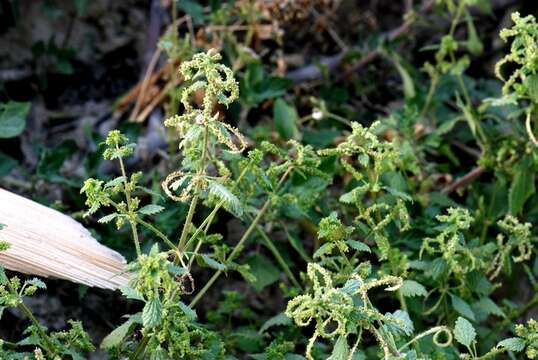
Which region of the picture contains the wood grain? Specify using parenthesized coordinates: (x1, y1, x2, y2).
(0, 188, 128, 290)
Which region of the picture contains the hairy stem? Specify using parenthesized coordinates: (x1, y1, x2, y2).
(252, 221, 302, 289)
(189, 168, 292, 307)
(183, 163, 252, 267)
(189, 200, 272, 307)
(129, 335, 149, 360)
(5, 280, 56, 357)
(136, 218, 186, 267)
(117, 151, 141, 257)
(177, 126, 210, 251)
(19, 302, 56, 356)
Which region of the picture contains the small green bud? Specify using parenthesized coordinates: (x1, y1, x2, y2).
(105, 130, 129, 147)
(0, 241, 10, 252)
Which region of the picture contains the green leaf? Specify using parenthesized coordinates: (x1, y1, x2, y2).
(428, 258, 448, 280)
(451, 294, 476, 321)
(241, 63, 291, 105)
(65, 349, 86, 360)
(0, 152, 17, 177)
(313, 242, 335, 259)
(142, 297, 162, 328)
(509, 156, 535, 215)
(237, 264, 257, 283)
(383, 187, 413, 202)
(167, 264, 187, 276)
(199, 254, 226, 271)
(177, 0, 206, 24)
(55, 57, 74, 75)
(303, 128, 340, 148)
(465, 13, 484, 56)
(245, 254, 280, 291)
(208, 181, 243, 216)
(400, 280, 427, 297)
(474, 297, 504, 317)
(149, 243, 160, 256)
(497, 337, 525, 352)
(341, 279, 362, 295)
(526, 74, 538, 103)
(98, 213, 119, 224)
(327, 336, 349, 360)
(100, 317, 137, 349)
(234, 329, 264, 353)
(139, 204, 165, 215)
(0, 101, 30, 138)
(454, 316, 476, 348)
(286, 231, 312, 262)
(346, 239, 371, 253)
(37, 140, 78, 184)
(178, 301, 197, 320)
(391, 56, 416, 99)
(17, 333, 42, 347)
(105, 176, 126, 188)
(150, 347, 167, 360)
(26, 278, 46, 289)
(120, 286, 144, 301)
(273, 98, 299, 140)
(386, 310, 414, 336)
(0, 267, 7, 283)
(259, 312, 292, 333)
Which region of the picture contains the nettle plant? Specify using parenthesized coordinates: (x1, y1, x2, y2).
(79, 50, 340, 359)
(0, 240, 94, 359)
(2, 8, 538, 360)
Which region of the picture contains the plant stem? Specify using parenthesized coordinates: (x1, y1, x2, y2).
(182, 202, 219, 254)
(371, 325, 400, 357)
(421, 76, 438, 118)
(348, 328, 363, 360)
(180, 162, 253, 269)
(190, 201, 272, 307)
(136, 218, 174, 249)
(498, 293, 538, 330)
(129, 335, 149, 360)
(136, 218, 187, 267)
(526, 110, 538, 146)
(178, 195, 199, 250)
(187, 212, 214, 270)
(177, 126, 209, 251)
(252, 221, 302, 289)
(129, 223, 141, 258)
(117, 152, 141, 257)
(19, 302, 56, 355)
(398, 289, 408, 313)
(328, 113, 352, 126)
(449, 1, 465, 37)
(189, 168, 292, 307)
(5, 280, 56, 357)
(397, 326, 451, 353)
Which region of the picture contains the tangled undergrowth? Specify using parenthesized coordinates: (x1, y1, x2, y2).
(1, 1, 538, 359)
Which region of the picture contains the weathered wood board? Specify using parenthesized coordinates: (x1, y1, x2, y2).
(0, 188, 128, 290)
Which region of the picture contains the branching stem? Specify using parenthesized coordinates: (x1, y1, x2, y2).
(189, 167, 293, 307)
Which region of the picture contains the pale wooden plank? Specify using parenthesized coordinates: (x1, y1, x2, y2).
(0, 188, 129, 290)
